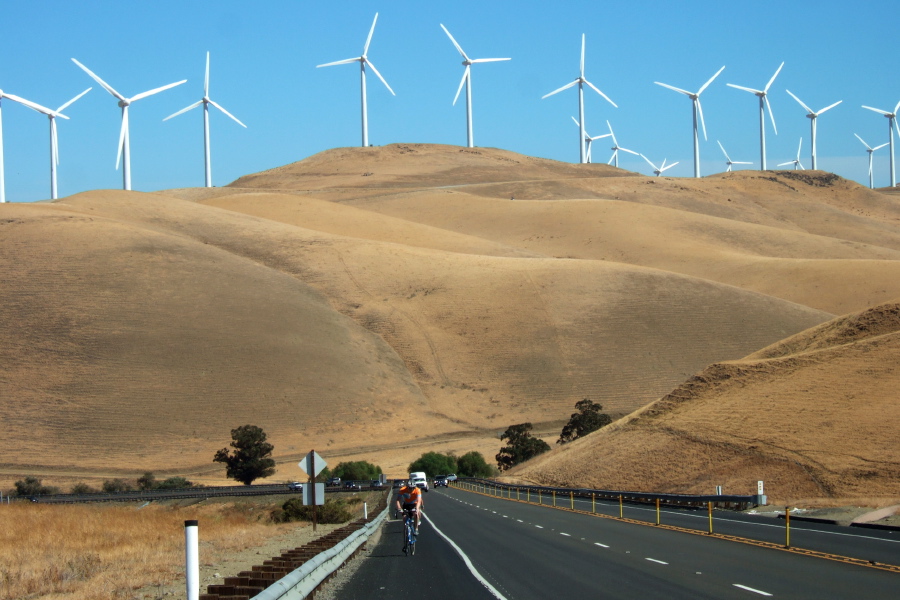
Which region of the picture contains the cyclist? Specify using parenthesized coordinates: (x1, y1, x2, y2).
(396, 479, 423, 534)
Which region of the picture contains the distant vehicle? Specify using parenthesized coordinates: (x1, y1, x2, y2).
(371, 480, 386, 488)
(392, 479, 404, 489)
(288, 482, 303, 491)
(326, 477, 341, 487)
(344, 481, 360, 490)
(409, 471, 428, 492)
(434, 475, 448, 487)
(446, 474, 458, 482)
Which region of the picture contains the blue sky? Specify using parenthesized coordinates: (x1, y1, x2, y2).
(1, 0, 898, 202)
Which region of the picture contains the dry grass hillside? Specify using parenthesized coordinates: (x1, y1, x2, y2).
(2, 143, 899, 496)
(511, 301, 900, 504)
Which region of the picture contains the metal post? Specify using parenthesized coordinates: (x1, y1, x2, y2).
(538, 490, 542, 505)
(527, 488, 530, 503)
(619, 494, 623, 518)
(785, 507, 791, 548)
(552, 490, 556, 507)
(364, 502, 368, 520)
(184, 520, 199, 600)
(570, 491, 574, 510)
(592, 493, 595, 513)
(708, 502, 713, 534)
(656, 498, 661, 525)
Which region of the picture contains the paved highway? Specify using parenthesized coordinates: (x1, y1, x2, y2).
(336, 487, 899, 599)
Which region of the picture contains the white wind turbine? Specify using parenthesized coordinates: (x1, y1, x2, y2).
(0, 88, 69, 203)
(164, 52, 246, 188)
(727, 62, 784, 171)
(654, 65, 725, 178)
(854, 133, 889, 189)
(861, 100, 900, 187)
(440, 24, 510, 148)
(317, 13, 395, 148)
(778, 138, 805, 170)
(72, 58, 186, 191)
(606, 120, 637, 167)
(19, 88, 92, 200)
(543, 34, 617, 164)
(571, 117, 611, 163)
(716, 140, 752, 172)
(640, 154, 679, 177)
(785, 90, 841, 171)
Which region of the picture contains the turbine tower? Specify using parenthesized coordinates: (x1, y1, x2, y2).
(640, 154, 678, 177)
(854, 133, 889, 189)
(542, 34, 617, 164)
(19, 88, 92, 200)
(164, 52, 247, 188)
(778, 138, 804, 170)
(716, 140, 752, 172)
(0, 89, 58, 203)
(861, 100, 900, 187)
(72, 58, 186, 191)
(606, 120, 637, 167)
(654, 65, 725, 178)
(785, 90, 841, 170)
(727, 62, 784, 171)
(440, 24, 510, 148)
(317, 13, 395, 148)
(571, 117, 611, 163)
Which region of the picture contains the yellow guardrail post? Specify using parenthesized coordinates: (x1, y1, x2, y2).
(592, 493, 596, 513)
(552, 490, 557, 507)
(517, 487, 520, 501)
(656, 498, 661, 525)
(527, 488, 530, 503)
(570, 491, 574, 510)
(538, 489, 542, 505)
(785, 507, 791, 548)
(708, 501, 713, 534)
(619, 494, 623, 518)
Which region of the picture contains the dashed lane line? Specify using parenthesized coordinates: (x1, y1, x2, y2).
(733, 584, 773, 596)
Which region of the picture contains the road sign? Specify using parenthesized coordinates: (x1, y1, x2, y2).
(302, 483, 325, 506)
(298, 450, 326, 477)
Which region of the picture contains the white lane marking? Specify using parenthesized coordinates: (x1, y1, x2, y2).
(560, 532, 571, 537)
(422, 513, 508, 600)
(594, 542, 610, 548)
(646, 558, 668, 565)
(733, 584, 773, 596)
(516, 519, 523, 523)
(535, 525, 544, 529)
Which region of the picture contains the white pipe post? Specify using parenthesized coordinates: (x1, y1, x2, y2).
(185, 520, 199, 600)
(121, 105, 132, 191)
(364, 502, 368, 520)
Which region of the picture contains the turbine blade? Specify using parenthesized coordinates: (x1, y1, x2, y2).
(453, 67, 468, 106)
(785, 89, 813, 114)
(894, 99, 900, 115)
(163, 100, 203, 121)
(3, 93, 55, 116)
(363, 13, 378, 55)
(439, 24, 469, 61)
(571, 116, 581, 127)
(734, 161, 753, 165)
(697, 65, 726, 95)
(606, 120, 618, 145)
(116, 109, 128, 170)
(766, 95, 777, 135)
(209, 99, 247, 127)
(640, 153, 657, 170)
(817, 100, 842, 115)
(365, 59, 395, 95)
(580, 34, 585, 78)
(717, 140, 731, 161)
(854, 133, 871, 149)
(205, 51, 210, 97)
(654, 81, 692, 96)
(130, 79, 187, 102)
(317, 57, 360, 68)
(608, 150, 616, 165)
(542, 80, 578, 99)
(470, 58, 511, 63)
(862, 105, 890, 116)
(591, 133, 612, 140)
(662, 161, 679, 171)
(71, 58, 125, 101)
(796, 137, 803, 157)
(873, 142, 889, 151)
(727, 83, 762, 94)
(583, 79, 617, 108)
(620, 147, 639, 155)
(764, 61, 784, 93)
(56, 87, 92, 113)
(697, 98, 708, 141)
(777, 161, 793, 167)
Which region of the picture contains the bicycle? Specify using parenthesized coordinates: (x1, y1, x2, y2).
(401, 507, 418, 556)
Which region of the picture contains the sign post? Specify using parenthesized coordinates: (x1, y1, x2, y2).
(298, 450, 327, 531)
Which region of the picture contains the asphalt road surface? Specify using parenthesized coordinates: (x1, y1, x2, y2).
(335, 487, 899, 599)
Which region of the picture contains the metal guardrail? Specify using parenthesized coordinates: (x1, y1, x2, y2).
(461, 478, 762, 510)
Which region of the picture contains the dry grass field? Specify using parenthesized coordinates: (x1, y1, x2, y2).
(2, 143, 899, 507)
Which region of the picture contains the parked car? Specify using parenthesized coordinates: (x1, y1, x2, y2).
(326, 477, 341, 487)
(288, 481, 303, 491)
(433, 475, 448, 487)
(392, 479, 404, 489)
(446, 474, 458, 482)
(344, 481, 360, 491)
(371, 480, 385, 488)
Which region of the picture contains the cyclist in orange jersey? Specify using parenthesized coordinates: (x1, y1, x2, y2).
(396, 479, 424, 534)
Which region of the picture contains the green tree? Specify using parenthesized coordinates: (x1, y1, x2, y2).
(156, 476, 195, 489)
(70, 482, 97, 494)
(456, 451, 494, 477)
(14, 476, 60, 496)
(213, 425, 277, 485)
(557, 399, 612, 444)
(102, 478, 134, 493)
(408, 452, 456, 476)
(496, 423, 550, 471)
(332, 461, 382, 481)
(137, 472, 156, 490)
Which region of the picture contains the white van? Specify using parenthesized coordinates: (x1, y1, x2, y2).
(409, 471, 428, 492)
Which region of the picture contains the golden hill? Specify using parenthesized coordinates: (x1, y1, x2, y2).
(511, 301, 900, 504)
(2, 143, 899, 493)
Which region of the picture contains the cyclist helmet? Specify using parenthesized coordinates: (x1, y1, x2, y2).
(408, 479, 416, 487)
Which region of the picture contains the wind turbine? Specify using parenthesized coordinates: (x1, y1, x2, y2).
(0, 89, 57, 203)
(716, 140, 752, 172)
(19, 88, 92, 200)
(72, 58, 186, 191)
(861, 100, 900, 187)
(855, 133, 889, 189)
(164, 52, 246, 188)
(543, 34, 617, 164)
(606, 120, 637, 167)
(785, 90, 841, 170)
(640, 154, 679, 177)
(727, 62, 784, 171)
(317, 13, 395, 148)
(654, 65, 725, 178)
(778, 138, 805, 170)
(571, 117, 611, 163)
(440, 24, 510, 148)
